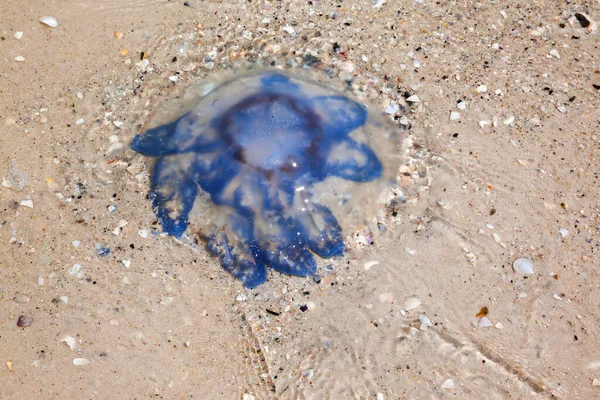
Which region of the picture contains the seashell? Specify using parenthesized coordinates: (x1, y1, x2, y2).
(17, 315, 33, 327)
(513, 257, 534, 275)
(39, 16, 58, 27)
(403, 297, 421, 311)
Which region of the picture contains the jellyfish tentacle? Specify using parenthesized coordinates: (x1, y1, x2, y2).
(195, 150, 242, 205)
(206, 217, 267, 288)
(312, 95, 368, 137)
(132, 114, 220, 157)
(150, 154, 198, 237)
(295, 203, 345, 258)
(252, 212, 318, 277)
(324, 137, 383, 182)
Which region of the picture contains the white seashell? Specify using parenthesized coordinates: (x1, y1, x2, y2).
(403, 297, 421, 311)
(513, 258, 534, 275)
(61, 336, 77, 350)
(39, 16, 58, 27)
(363, 260, 379, 271)
(419, 315, 432, 330)
(441, 378, 454, 389)
(73, 358, 89, 366)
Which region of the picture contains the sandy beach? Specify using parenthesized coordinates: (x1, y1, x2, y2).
(1, 1, 600, 398)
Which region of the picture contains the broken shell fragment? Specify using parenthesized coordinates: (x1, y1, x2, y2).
(39, 16, 58, 27)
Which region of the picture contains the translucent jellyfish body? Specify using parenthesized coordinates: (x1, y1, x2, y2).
(132, 70, 403, 287)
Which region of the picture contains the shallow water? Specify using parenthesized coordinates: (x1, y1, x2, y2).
(1, 0, 600, 399)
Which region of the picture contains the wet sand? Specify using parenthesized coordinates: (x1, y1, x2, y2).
(1, 1, 600, 398)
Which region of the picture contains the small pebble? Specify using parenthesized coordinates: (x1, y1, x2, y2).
(242, 394, 256, 400)
(574, 13, 598, 33)
(114, 31, 124, 39)
(495, 322, 504, 329)
(478, 317, 492, 328)
(457, 101, 467, 110)
(72, 240, 81, 248)
(122, 260, 131, 268)
(76, 118, 84, 125)
(406, 95, 421, 103)
(73, 358, 89, 366)
(14, 32, 23, 40)
(39, 16, 58, 27)
(476, 85, 488, 93)
(592, 378, 600, 386)
(449, 111, 461, 121)
(14, 56, 25, 62)
(559, 228, 569, 238)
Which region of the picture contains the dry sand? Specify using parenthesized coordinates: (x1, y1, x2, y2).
(1, 0, 600, 398)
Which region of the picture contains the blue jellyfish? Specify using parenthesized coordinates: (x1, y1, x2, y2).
(132, 71, 399, 288)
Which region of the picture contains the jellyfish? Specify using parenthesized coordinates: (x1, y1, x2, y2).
(132, 70, 401, 287)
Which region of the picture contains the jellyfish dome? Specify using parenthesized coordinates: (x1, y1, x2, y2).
(132, 70, 403, 287)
